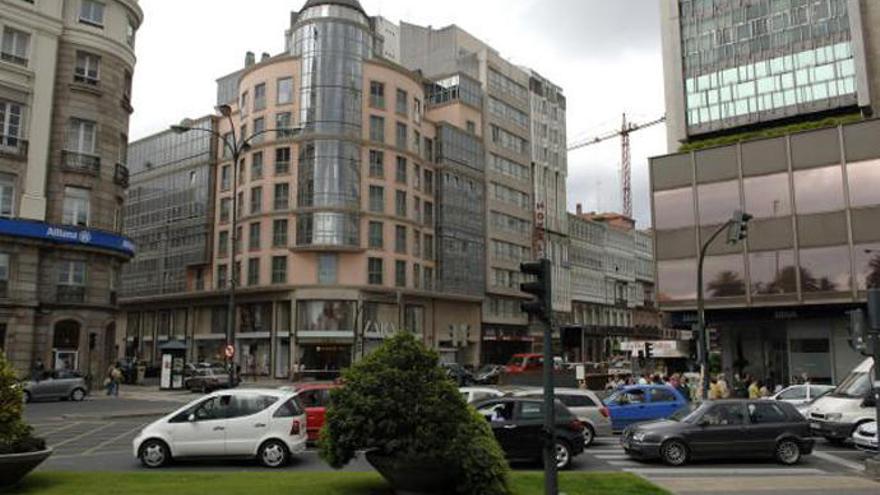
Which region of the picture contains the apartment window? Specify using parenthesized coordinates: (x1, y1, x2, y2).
(126, 17, 136, 48)
(413, 98, 422, 124)
(424, 233, 434, 260)
(368, 185, 384, 213)
(368, 258, 383, 285)
(276, 112, 293, 138)
(396, 156, 407, 183)
(395, 260, 406, 287)
(237, 158, 246, 185)
(58, 260, 86, 286)
(413, 230, 421, 257)
(250, 186, 262, 214)
(413, 131, 421, 155)
(0, 174, 14, 217)
(248, 222, 261, 250)
(74, 51, 100, 85)
(252, 117, 265, 144)
(236, 193, 243, 219)
(0, 101, 23, 149)
(234, 226, 242, 254)
(247, 258, 259, 286)
(413, 197, 421, 223)
(218, 230, 230, 257)
(219, 198, 231, 223)
(251, 152, 263, 180)
(275, 147, 291, 175)
(370, 116, 385, 143)
(370, 81, 385, 109)
(271, 256, 287, 284)
(413, 264, 421, 289)
(0, 253, 9, 296)
(220, 165, 231, 191)
(274, 183, 289, 211)
(217, 264, 228, 289)
(368, 221, 384, 249)
(318, 254, 337, 284)
(118, 133, 128, 165)
(395, 225, 407, 254)
(240, 91, 249, 117)
(424, 138, 433, 162)
(395, 122, 407, 149)
(466, 120, 476, 134)
(396, 89, 408, 115)
(424, 267, 434, 290)
(79, 0, 105, 27)
(254, 83, 267, 111)
(395, 190, 406, 217)
(369, 150, 384, 178)
(424, 201, 434, 226)
(66, 118, 97, 155)
(62, 187, 89, 226)
(277, 77, 293, 104)
(1, 27, 29, 65)
(273, 219, 288, 247)
(222, 133, 232, 158)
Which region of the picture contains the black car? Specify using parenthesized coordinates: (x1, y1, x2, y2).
(442, 362, 474, 386)
(621, 399, 814, 466)
(474, 397, 586, 469)
(473, 364, 505, 385)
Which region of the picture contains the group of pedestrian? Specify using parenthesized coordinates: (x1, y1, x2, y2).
(605, 372, 697, 401)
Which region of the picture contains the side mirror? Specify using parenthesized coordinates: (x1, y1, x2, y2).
(188, 413, 196, 422)
(863, 396, 877, 408)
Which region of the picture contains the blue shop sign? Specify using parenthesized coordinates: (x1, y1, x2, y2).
(0, 218, 135, 257)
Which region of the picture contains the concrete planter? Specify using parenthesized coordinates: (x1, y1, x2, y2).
(365, 451, 457, 495)
(0, 448, 53, 487)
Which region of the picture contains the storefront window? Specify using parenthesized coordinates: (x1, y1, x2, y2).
(404, 306, 424, 336)
(847, 159, 880, 208)
(793, 165, 844, 215)
(799, 245, 851, 293)
(749, 250, 797, 295)
(703, 254, 746, 298)
(657, 259, 697, 302)
(789, 338, 832, 384)
(744, 173, 791, 218)
(854, 243, 880, 291)
(698, 180, 740, 226)
(297, 301, 355, 331)
(654, 187, 695, 230)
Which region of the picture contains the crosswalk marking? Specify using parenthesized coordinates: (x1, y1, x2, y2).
(624, 467, 827, 476)
(81, 422, 148, 456)
(52, 422, 116, 449)
(811, 450, 866, 472)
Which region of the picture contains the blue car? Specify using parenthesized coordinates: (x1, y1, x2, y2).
(605, 384, 688, 432)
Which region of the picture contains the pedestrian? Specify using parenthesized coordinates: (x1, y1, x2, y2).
(652, 374, 663, 385)
(759, 381, 770, 398)
(717, 374, 730, 398)
(676, 376, 691, 402)
(748, 378, 760, 399)
(708, 378, 720, 400)
(105, 363, 116, 396)
(638, 374, 648, 385)
(31, 358, 45, 382)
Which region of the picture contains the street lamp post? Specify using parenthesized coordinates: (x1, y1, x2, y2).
(171, 107, 301, 387)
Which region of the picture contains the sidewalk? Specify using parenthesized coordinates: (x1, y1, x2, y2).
(650, 474, 880, 495)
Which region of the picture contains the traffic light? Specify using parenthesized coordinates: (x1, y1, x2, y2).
(726, 210, 754, 245)
(520, 259, 552, 322)
(644, 342, 654, 359)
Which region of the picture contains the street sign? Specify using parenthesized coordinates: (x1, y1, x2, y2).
(224, 345, 235, 359)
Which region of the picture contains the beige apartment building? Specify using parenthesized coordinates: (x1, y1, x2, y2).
(0, 0, 142, 378)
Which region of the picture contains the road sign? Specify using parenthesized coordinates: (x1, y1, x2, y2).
(224, 345, 235, 359)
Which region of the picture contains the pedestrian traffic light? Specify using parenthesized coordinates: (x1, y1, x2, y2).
(520, 259, 552, 321)
(644, 342, 654, 359)
(726, 210, 754, 245)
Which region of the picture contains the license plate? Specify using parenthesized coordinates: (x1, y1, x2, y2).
(810, 422, 821, 430)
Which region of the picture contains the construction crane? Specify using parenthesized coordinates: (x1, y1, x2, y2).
(568, 113, 666, 218)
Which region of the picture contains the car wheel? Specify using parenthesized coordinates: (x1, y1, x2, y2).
(660, 439, 689, 466)
(554, 440, 573, 470)
(140, 439, 170, 468)
(258, 439, 290, 468)
(23, 391, 31, 404)
(583, 424, 596, 448)
(70, 388, 86, 402)
(775, 439, 801, 465)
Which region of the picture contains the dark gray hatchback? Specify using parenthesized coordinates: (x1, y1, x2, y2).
(622, 399, 814, 466)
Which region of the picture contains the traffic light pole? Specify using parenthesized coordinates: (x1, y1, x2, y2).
(696, 221, 733, 401)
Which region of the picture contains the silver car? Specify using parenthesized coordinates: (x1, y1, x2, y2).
(24, 370, 89, 402)
(511, 387, 612, 447)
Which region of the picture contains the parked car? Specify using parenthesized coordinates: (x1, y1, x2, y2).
(473, 397, 585, 470)
(23, 370, 89, 403)
(133, 389, 307, 468)
(441, 362, 474, 386)
(184, 366, 238, 393)
(473, 364, 505, 385)
(505, 353, 544, 373)
(604, 384, 688, 432)
(853, 420, 877, 453)
(767, 384, 834, 406)
(622, 400, 814, 466)
(807, 358, 875, 444)
(510, 387, 611, 447)
(459, 386, 505, 404)
(288, 383, 340, 443)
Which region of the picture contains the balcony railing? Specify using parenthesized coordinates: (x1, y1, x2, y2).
(62, 151, 100, 175)
(57, 285, 85, 304)
(0, 136, 27, 159)
(114, 163, 130, 188)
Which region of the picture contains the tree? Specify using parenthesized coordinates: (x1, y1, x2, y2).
(0, 354, 44, 454)
(707, 270, 745, 298)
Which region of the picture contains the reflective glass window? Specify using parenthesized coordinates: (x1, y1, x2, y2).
(744, 173, 791, 218)
(847, 159, 880, 208)
(703, 254, 746, 298)
(854, 243, 880, 290)
(297, 301, 354, 331)
(654, 187, 695, 230)
(698, 180, 740, 226)
(657, 259, 697, 302)
(749, 250, 797, 295)
(799, 245, 851, 293)
(793, 166, 844, 214)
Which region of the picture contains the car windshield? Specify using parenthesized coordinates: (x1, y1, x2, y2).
(831, 370, 872, 398)
(669, 403, 701, 423)
(507, 356, 526, 367)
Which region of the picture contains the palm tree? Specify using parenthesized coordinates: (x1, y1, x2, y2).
(707, 270, 745, 297)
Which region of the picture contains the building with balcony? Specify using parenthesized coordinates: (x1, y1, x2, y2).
(0, 0, 142, 377)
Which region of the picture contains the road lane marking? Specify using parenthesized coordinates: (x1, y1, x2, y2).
(624, 467, 826, 476)
(38, 422, 84, 437)
(811, 450, 866, 472)
(51, 422, 115, 449)
(595, 454, 631, 460)
(81, 423, 147, 456)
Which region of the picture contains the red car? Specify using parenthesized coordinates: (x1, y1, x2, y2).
(292, 383, 340, 442)
(505, 353, 544, 373)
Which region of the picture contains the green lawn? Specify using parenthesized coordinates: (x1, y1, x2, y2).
(7, 472, 668, 495)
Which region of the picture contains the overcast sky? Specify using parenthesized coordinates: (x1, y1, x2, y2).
(130, 0, 666, 227)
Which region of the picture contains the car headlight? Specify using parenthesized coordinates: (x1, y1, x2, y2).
(825, 413, 843, 422)
(632, 432, 648, 442)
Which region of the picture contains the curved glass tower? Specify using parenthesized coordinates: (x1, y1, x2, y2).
(290, 0, 371, 248)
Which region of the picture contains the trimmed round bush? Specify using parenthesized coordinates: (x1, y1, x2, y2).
(0, 354, 45, 455)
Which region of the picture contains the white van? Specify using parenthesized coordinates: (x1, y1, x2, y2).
(806, 357, 876, 444)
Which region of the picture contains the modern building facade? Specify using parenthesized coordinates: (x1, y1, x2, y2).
(660, 0, 880, 150)
(0, 0, 142, 377)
